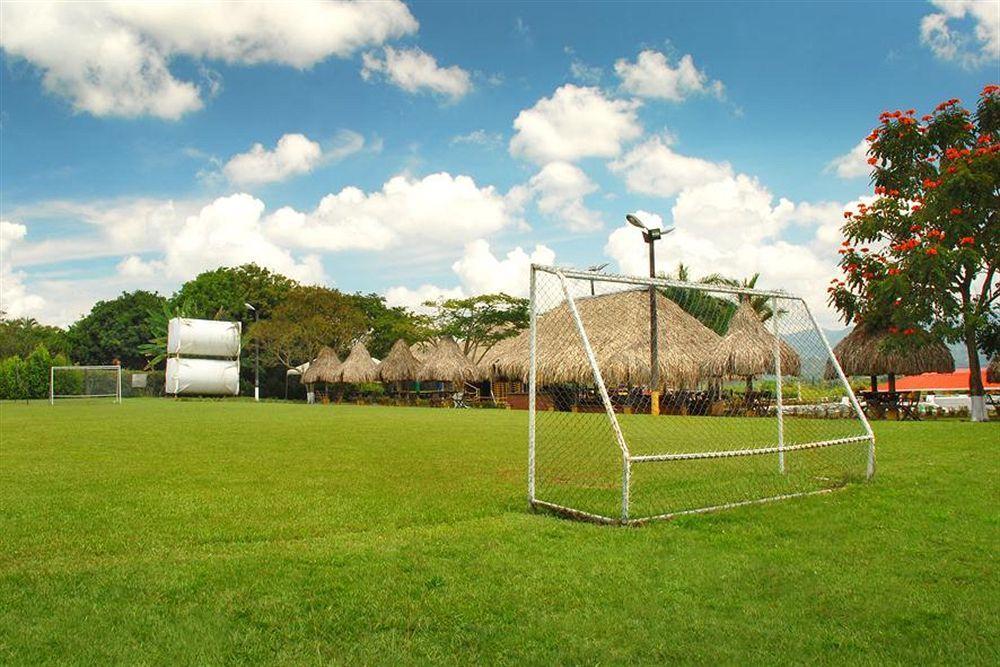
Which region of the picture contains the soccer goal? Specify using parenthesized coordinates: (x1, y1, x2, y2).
(526, 265, 874, 525)
(49, 365, 122, 404)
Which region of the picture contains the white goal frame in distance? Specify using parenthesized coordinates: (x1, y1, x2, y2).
(527, 264, 875, 525)
(49, 365, 122, 404)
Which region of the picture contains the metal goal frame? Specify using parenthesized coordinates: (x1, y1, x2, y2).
(49, 365, 122, 404)
(527, 264, 875, 525)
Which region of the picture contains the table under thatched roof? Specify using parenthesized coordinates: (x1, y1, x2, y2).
(301, 347, 341, 385)
(378, 339, 423, 382)
(703, 301, 801, 378)
(333, 342, 378, 383)
(824, 326, 955, 379)
(417, 335, 484, 384)
(987, 356, 999, 384)
(484, 288, 721, 388)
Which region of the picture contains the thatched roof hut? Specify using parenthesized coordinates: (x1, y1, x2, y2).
(484, 289, 721, 388)
(378, 339, 423, 382)
(824, 326, 955, 380)
(301, 347, 341, 385)
(333, 341, 378, 383)
(703, 301, 801, 378)
(410, 340, 435, 362)
(417, 335, 484, 384)
(987, 356, 999, 384)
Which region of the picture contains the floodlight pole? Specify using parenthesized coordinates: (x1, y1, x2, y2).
(626, 214, 672, 407)
(246, 303, 259, 401)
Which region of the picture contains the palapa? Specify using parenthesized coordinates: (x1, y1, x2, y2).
(824, 326, 954, 379)
(417, 335, 484, 384)
(333, 341, 378, 383)
(377, 339, 423, 382)
(300, 347, 341, 385)
(702, 301, 801, 378)
(484, 289, 721, 388)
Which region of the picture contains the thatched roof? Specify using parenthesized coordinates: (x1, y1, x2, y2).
(484, 289, 721, 388)
(378, 339, 423, 382)
(417, 335, 485, 384)
(410, 340, 435, 362)
(301, 347, 341, 384)
(333, 341, 378, 383)
(703, 301, 801, 377)
(987, 356, 999, 384)
(824, 326, 955, 378)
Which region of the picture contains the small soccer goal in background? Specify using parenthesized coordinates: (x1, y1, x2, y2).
(49, 365, 122, 404)
(524, 265, 874, 525)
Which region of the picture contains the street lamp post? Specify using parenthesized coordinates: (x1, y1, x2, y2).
(245, 302, 259, 402)
(626, 214, 674, 412)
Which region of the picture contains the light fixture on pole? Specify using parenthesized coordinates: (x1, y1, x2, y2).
(625, 213, 674, 402)
(245, 302, 259, 402)
(586, 262, 608, 296)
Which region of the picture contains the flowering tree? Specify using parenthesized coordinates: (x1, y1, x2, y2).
(829, 85, 1000, 421)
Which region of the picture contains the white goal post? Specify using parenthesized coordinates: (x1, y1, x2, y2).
(49, 365, 122, 404)
(525, 264, 875, 525)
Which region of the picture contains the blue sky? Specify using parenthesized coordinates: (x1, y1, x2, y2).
(1, 0, 997, 326)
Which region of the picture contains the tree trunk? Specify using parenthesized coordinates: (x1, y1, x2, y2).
(964, 325, 987, 422)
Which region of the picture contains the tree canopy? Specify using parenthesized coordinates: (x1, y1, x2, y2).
(425, 293, 529, 362)
(67, 290, 167, 368)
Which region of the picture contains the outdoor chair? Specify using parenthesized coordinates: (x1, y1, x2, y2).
(452, 392, 470, 409)
(898, 391, 922, 421)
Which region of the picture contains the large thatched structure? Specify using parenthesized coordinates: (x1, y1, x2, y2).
(333, 342, 378, 383)
(417, 335, 484, 384)
(987, 356, 1000, 384)
(410, 340, 435, 362)
(824, 326, 954, 384)
(484, 289, 721, 388)
(378, 339, 423, 382)
(703, 301, 801, 380)
(301, 347, 341, 385)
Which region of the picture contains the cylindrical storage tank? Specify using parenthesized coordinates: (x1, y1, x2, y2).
(167, 318, 241, 357)
(166, 357, 240, 395)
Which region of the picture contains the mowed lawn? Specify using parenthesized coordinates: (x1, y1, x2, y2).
(0, 400, 997, 664)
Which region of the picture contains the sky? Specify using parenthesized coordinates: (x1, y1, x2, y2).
(1, 0, 997, 329)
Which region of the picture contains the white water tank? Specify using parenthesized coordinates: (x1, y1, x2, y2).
(166, 357, 240, 395)
(167, 318, 241, 358)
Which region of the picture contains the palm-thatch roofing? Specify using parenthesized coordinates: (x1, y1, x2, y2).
(483, 289, 721, 388)
(417, 335, 485, 384)
(410, 340, 436, 362)
(377, 339, 423, 382)
(301, 347, 341, 385)
(333, 341, 378, 383)
(702, 301, 801, 377)
(987, 356, 1000, 384)
(824, 326, 955, 379)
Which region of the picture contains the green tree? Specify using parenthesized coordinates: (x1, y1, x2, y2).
(67, 290, 167, 368)
(24, 344, 53, 398)
(170, 263, 297, 328)
(425, 293, 529, 362)
(0, 356, 27, 400)
(0, 315, 70, 359)
(348, 293, 432, 359)
(830, 85, 999, 421)
(248, 286, 368, 369)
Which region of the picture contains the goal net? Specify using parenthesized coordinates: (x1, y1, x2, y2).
(49, 365, 122, 404)
(526, 265, 874, 524)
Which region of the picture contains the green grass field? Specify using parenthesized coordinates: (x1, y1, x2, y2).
(1, 400, 997, 664)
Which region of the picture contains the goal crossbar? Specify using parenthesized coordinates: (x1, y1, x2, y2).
(50, 365, 122, 404)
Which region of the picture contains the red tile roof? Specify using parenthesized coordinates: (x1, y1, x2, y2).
(877, 370, 1000, 392)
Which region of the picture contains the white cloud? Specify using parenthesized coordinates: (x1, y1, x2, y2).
(609, 134, 733, 197)
(614, 50, 724, 101)
(265, 172, 516, 253)
(116, 255, 161, 278)
(221, 131, 364, 186)
(0, 220, 46, 318)
(0, 1, 418, 119)
(524, 162, 603, 232)
(450, 129, 504, 148)
(826, 140, 871, 179)
(569, 60, 603, 85)
(921, 0, 1000, 68)
(509, 84, 642, 164)
(385, 284, 464, 314)
(361, 46, 471, 101)
(223, 134, 323, 186)
(165, 194, 326, 283)
(452, 239, 556, 297)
